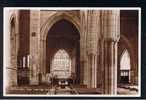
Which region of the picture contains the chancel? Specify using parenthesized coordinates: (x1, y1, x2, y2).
(4, 8, 139, 95)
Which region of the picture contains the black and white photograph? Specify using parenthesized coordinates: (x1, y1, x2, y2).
(3, 7, 141, 97)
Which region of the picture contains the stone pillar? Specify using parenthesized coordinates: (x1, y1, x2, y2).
(86, 10, 93, 88)
(100, 40, 105, 93)
(86, 10, 100, 88)
(40, 39, 46, 83)
(103, 40, 118, 94)
(91, 55, 94, 87)
(4, 10, 20, 88)
(117, 56, 121, 84)
(29, 10, 40, 85)
(114, 42, 118, 92)
(94, 55, 97, 88)
(80, 10, 88, 85)
(91, 55, 97, 88)
(101, 10, 120, 94)
(10, 29, 18, 86)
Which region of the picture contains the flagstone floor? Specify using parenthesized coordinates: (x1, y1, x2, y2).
(5, 84, 138, 95)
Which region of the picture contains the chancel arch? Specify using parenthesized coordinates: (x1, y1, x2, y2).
(40, 13, 81, 78)
(40, 12, 81, 40)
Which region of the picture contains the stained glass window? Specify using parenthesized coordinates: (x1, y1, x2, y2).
(51, 49, 71, 79)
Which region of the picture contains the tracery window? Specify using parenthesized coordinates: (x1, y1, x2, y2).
(51, 49, 71, 79)
(120, 49, 131, 83)
(120, 49, 131, 70)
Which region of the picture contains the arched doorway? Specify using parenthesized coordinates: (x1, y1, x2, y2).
(46, 19, 80, 84)
(120, 49, 131, 84)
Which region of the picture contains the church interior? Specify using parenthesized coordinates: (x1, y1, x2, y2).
(4, 9, 139, 96)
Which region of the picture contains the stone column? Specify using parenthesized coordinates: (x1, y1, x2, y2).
(100, 40, 105, 93)
(10, 27, 18, 86)
(80, 11, 85, 84)
(40, 39, 46, 83)
(86, 10, 93, 88)
(4, 10, 20, 88)
(91, 55, 97, 88)
(101, 10, 120, 94)
(91, 55, 94, 87)
(80, 10, 92, 85)
(103, 40, 118, 94)
(94, 55, 97, 88)
(29, 10, 40, 85)
(80, 10, 89, 86)
(86, 10, 100, 88)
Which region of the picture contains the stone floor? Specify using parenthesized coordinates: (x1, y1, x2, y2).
(117, 87, 138, 95)
(54, 86, 76, 94)
(6, 85, 50, 95)
(117, 84, 138, 95)
(5, 84, 138, 95)
(6, 85, 99, 95)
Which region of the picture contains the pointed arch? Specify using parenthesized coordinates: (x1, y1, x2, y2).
(120, 49, 131, 70)
(40, 12, 81, 41)
(40, 12, 81, 83)
(120, 49, 131, 83)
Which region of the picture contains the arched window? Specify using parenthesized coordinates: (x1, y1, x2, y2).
(120, 49, 131, 83)
(120, 49, 131, 70)
(51, 49, 71, 79)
